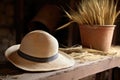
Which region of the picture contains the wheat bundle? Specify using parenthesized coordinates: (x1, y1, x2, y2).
(65, 0, 120, 25)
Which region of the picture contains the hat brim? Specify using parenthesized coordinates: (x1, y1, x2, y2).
(5, 44, 75, 71)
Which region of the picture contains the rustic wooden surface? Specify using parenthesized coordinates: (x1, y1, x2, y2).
(0, 56, 120, 80)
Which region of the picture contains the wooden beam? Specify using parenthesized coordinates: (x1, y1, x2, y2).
(1, 56, 120, 80)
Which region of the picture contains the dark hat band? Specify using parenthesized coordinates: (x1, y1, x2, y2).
(17, 50, 58, 63)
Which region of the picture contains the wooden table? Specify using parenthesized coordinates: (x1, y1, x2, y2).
(1, 46, 120, 80)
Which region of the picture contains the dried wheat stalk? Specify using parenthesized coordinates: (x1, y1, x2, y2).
(57, 0, 120, 30)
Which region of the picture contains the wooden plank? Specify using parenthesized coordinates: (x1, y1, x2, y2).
(112, 67, 120, 80)
(95, 69, 113, 80)
(1, 56, 120, 80)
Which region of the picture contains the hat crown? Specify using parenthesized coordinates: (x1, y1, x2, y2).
(19, 30, 58, 58)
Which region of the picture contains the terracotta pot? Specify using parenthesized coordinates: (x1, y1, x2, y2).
(79, 25, 116, 51)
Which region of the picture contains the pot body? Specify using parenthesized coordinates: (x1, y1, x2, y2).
(79, 25, 116, 51)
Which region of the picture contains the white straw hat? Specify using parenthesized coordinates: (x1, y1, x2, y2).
(5, 30, 75, 71)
